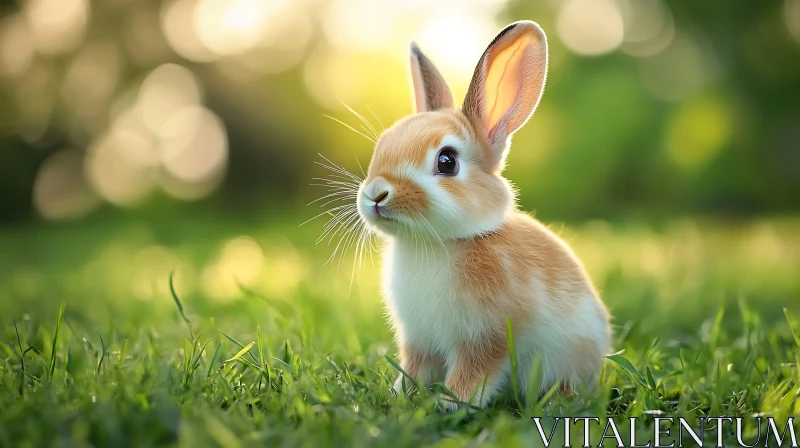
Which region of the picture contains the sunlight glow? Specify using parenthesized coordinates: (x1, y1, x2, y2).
(160, 0, 218, 62)
(323, 0, 394, 51)
(417, 12, 498, 76)
(194, 0, 287, 56)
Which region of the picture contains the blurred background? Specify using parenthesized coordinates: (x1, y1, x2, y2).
(1, 0, 799, 223)
(0, 0, 798, 327)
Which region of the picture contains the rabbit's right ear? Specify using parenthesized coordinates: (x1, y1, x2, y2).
(409, 42, 454, 113)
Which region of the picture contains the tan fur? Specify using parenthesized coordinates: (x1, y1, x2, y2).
(457, 213, 591, 314)
(355, 21, 611, 411)
(444, 330, 508, 406)
(367, 112, 465, 179)
(440, 169, 510, 218)
(396, 344, 446, 393)
(382, 173, 428, 217)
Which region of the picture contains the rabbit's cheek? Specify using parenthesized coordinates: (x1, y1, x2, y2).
(381, 174, 428, 218)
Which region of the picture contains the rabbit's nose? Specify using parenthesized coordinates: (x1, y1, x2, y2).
(373, 190, 389, 204)
(365, 177, 393, 204)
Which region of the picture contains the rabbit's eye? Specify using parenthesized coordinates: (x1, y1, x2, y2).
(436, 147, 458, 176)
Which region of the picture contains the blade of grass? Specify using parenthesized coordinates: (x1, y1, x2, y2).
(48, 303, 65, 381)
(224, 342, 255, 365)
(506, 317, 524, 410)
(206, 340, 222, 379)
(169, 272, 193, 338)
(119, 339, 128, 369)
(606, 352, 648, 388)
(783, 308, 800, 349)
(14, 319, 25, 395)
(525, 352, 544, 416)
(385, 355, 419, 393)
(221, 331, 260, 365)
(256, 325, 270, 385)
(96, 330, 106, 376)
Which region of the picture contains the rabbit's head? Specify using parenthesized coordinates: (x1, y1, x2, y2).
(358, 21, 548, 240)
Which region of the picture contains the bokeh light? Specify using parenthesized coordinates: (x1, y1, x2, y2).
(203, 236, 265, 299)
(160, 0, 218, 62)
(159, 106, 228, 198)
(618, 0, 675, 57)
(23, 0, 88, 55)
(665, 96, 732, 169)
(786, 0, 800, 44)
(61, 41, 121, 137)
(0, 0, 793, 223)
(86, 129, 159, 206)
(0, 16, 34, 78)
(556, 0, 624, 56)
(639, 34, 715, 102)
(33, 149, 99, 220)
(194, 0, 283, 56)
(323, 0, 395, 51)
(138, 64, 203, 136)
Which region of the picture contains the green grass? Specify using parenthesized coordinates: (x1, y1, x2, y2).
(1, 209, 799, 447)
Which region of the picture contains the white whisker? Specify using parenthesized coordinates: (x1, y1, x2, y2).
(323, 115, 376, 144)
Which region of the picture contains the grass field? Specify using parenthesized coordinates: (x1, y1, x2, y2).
(1, 207, 799, 447)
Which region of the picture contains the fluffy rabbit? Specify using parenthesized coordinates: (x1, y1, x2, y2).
(355, 20, 611, 410)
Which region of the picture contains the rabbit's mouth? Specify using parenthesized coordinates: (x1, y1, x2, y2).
(373, 204, 391, 220)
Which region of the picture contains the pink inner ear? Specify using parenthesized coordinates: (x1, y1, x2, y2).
(484, 34, 532, 139)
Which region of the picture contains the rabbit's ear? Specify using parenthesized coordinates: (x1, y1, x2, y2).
(409, 42, 454, 113)
(463, 21, 548, 157)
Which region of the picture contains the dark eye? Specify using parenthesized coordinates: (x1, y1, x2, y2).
(436, 147, 458, 175)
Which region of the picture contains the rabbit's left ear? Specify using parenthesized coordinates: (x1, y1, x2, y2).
(409, 42, 454, 113)
(463, 21, 548, 162)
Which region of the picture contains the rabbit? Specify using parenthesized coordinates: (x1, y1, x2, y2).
(355, 20, 611, 411)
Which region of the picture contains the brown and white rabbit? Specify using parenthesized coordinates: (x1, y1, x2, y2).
(355, 20, 611, 410)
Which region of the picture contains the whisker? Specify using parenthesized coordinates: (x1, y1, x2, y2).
(319, 208, 359, 244)
(317, 153, 364, 183)
(331, 214, 364, 267)
(311, 171, 361, 187)
(326, 210, 362, 248)
(311, 177, 361, 189)
(315, 162, 364, 185)
(342, 103, 380, 140)
(323, 114, 376, 143)
(354, 156, 367, 180)
(307, 191, 358, 207)
(365, 105, 385, 133)
(308, 153, 377, 282)
(314, 195, 359, 210)
(300, 203, 356, 227)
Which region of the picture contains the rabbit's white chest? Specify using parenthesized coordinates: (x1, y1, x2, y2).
(382, 241, 489, 353)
